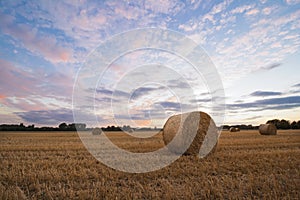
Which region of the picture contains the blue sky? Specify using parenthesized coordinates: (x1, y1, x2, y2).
(0, 0, 299, 127)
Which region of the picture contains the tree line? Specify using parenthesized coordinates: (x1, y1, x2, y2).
(266, 119, 300, 129)
(0, 123, 87, 131)
(0, 123, 157, 132)
(1, 119, 300, 131)
(223, 119, 300, 130)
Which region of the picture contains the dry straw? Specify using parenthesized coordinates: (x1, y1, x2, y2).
(259, 124, 277, 135)
(162, 111, 218, 156)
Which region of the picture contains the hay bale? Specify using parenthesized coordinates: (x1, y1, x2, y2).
(259, 124, 277, 135)
(128, 128, 133, 133)
(92, 127, 102, 135)
(229, 127, 236, 132)
(229, 127, 240, 132)
(162, 111, 219, 156)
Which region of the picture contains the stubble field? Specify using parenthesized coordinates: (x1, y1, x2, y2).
(0, 130, 299, 199)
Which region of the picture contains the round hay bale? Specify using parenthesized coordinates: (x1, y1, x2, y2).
(229, 127, 240, 132)
(92, 127, 102, 135)
(229, 127, 236, 132)
(259, 124, 277, 135)
(162, 111, 219, 156)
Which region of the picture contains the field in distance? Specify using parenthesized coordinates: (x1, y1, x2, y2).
(0, 130, 299, 199)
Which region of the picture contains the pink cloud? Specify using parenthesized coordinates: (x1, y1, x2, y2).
(246, 9, 260, 16)
(0, 13, 73, 63)
(1, 97, 48, 112)
(285, 0, 300, 4)
(73, 9, 107, 31)
(114, 4, 142, 20)
(0, 59, 37, 97)
(0, 59, 73, 102)
(0, 59, 73, 113)
(0, 114, 23, 124)
(230, 5, 254, 14)
(262, 7, 273, 15)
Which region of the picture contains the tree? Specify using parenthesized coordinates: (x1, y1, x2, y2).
(296, 120, 300, 129)
(75, 123, 86, 130)
(68, 123, 76, 130)
(280, 119, 290, 129)
(291, 121, 297, 129)
(59, 123, 68, 129)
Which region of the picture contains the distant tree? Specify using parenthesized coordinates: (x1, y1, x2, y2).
(75, 123, 86, 130)
(279, 119, 290, 129)
(68, 123, 76, 130)
(102, 125, 122, 131)
(59, 123, 68, 129)
(122, 125, 131, 131)
(222, 125, 230, 130)
(291, 120, 300, 129)
(291, 121, 300, 129)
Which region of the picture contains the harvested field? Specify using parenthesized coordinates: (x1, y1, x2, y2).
(0, 130, 299, 199)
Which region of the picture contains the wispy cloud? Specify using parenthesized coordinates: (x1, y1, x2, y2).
(189, 98, 211, 103)
(0, 59, 37, 97)
(15, 108, 98, 126)
(293, 83, 300, 88)
(285, 0, 300, 5)
(177, 2, 300, 86)
(15, 109, 74, 126)
(0, 59, 73, 98)
(156, 101, 181, 111)
(289, 83, 300, 94)
(244, 116, 262, 120)
(96, 88, 129, 98)
(230, 4, 254, 14)
(228, 96, 300, 110)
(250, 91, 282, 97)
(130, 86, 163, 100)
(0, 59, 73, 116)
(245, 8, 260, 16)
(144, 0, 184, 15)
(261, 63, 282, 70)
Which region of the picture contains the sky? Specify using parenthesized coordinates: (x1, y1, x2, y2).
(0, 0, 299, 128)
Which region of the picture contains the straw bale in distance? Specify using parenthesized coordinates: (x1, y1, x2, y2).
(229, 127, 240, 132)
(92, 127, 102, 135)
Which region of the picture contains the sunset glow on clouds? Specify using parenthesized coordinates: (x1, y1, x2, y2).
(0, 0, 299, 127)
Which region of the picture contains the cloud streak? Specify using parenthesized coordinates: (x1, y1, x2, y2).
(261, 63, 282, 71)
(228, 96, 300, 110)
(15, 108, 100, 126)
(15, 109, 74, 126)
(250, 91, 282, 97)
